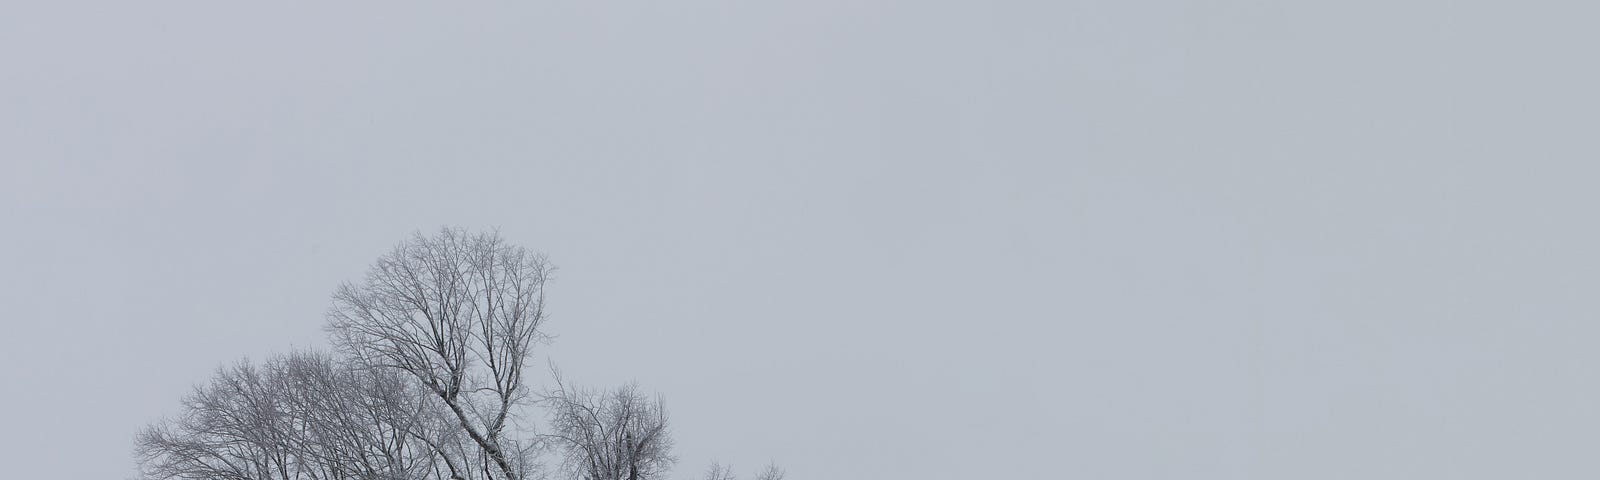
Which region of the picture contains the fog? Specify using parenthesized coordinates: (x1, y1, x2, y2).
(3, 1, 1599, 478)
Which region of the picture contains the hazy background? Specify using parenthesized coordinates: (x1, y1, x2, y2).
(4, 1, 1599, 478)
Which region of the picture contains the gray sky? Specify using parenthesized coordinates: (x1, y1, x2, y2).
(3, 1, 1599, 478)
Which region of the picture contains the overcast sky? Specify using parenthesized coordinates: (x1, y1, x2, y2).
(4, 1, 1599, 479)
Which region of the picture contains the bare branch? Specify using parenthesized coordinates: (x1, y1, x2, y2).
(327, 228, 551, 480)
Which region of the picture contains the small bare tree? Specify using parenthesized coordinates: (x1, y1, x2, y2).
(703, 463, 737, 480)
(327, 228, 552, 480)
(543, 376, 675, 480)
(700, 462, 786, 480)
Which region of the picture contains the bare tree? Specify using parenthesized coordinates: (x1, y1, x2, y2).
(137, 359, 287, 480)
(702, 463, 737, 480)
(141, 228, 790, 480)
(136, 351, 447, 480)
(543, 376, 675, 480)
(752, 464, 786, 480)
(327, 228, 552, 480)
(699, 463, 785, 480)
